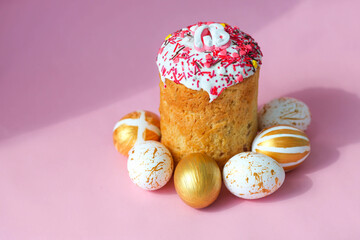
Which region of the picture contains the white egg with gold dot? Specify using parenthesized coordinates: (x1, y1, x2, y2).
(223, 152, 285, 199)
(127, 141, 174, 190)
(258, 97, 311, 131)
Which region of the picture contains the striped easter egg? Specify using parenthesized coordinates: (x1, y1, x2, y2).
(252, 125, 310, 171)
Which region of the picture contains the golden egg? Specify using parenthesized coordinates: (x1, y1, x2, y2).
(252, 125, 310, 171)
(174, 153, 221, 209)
(113, 110, 161, 156)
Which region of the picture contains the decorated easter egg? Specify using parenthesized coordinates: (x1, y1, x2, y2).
(252, 125, 310, 171)
(258, 97, 311, 131)
(223, 152, 285, 199)
(113, 110, 161, 156)
(174, 153, 221, 208)
(127, 141, 173, 190)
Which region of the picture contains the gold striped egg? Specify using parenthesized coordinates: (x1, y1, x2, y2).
(252, 125, 310, 171)
(113, 110, 161, 156)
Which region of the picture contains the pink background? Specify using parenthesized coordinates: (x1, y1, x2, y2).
(1, 0, 360, 239)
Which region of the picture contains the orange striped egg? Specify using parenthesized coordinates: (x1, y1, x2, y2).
(113, 110, 161, 156)
(252, 125, 310, 171)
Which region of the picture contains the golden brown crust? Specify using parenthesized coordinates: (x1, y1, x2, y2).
(159, 69, 260, 168)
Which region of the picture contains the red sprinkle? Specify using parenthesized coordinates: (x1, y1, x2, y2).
(173, 43, 179, 52)
(232, 52, 239, 58)
(210, 86, 218, 95)
(236, 74, 243, 82)
(219, 50, 227, 56)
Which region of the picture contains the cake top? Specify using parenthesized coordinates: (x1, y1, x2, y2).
(156, 22, 262, 102)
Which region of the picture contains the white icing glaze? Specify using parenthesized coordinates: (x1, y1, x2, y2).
(156, 22, 262, 102)
(194, 25, 209, 50)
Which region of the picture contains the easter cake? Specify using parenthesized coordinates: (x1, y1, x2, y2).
(156, 22, 263, 167)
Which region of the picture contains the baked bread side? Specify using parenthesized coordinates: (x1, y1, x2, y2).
(159, 69, 259, 167)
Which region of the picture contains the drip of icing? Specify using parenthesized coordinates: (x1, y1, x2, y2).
(113, 111, 161, 143)
(156, 22, 263, 102)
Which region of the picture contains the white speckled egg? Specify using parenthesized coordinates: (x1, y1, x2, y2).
(223, 152, 285, 199)
(258, 97, 311, 131)
(127, 141, 174, 190)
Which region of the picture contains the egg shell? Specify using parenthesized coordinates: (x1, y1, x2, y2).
(252, 125, 310, 171)
(174, 153, 221, 209)
(223, 152, 285, 199)
(258, 97, 311, 131)
(127, 141, 173, 190)
(113, 110, 161, 156)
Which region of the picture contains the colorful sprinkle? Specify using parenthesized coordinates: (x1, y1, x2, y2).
(210, 86, 218, 95)
(252, 60, 258, 69)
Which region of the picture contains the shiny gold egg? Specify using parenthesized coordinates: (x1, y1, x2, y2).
(174, 153, 221, 209)
(113, 110, 161, 156)
(252, 125, 311, 171)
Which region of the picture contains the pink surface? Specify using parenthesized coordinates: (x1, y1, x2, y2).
(1, 0, 360, 239)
